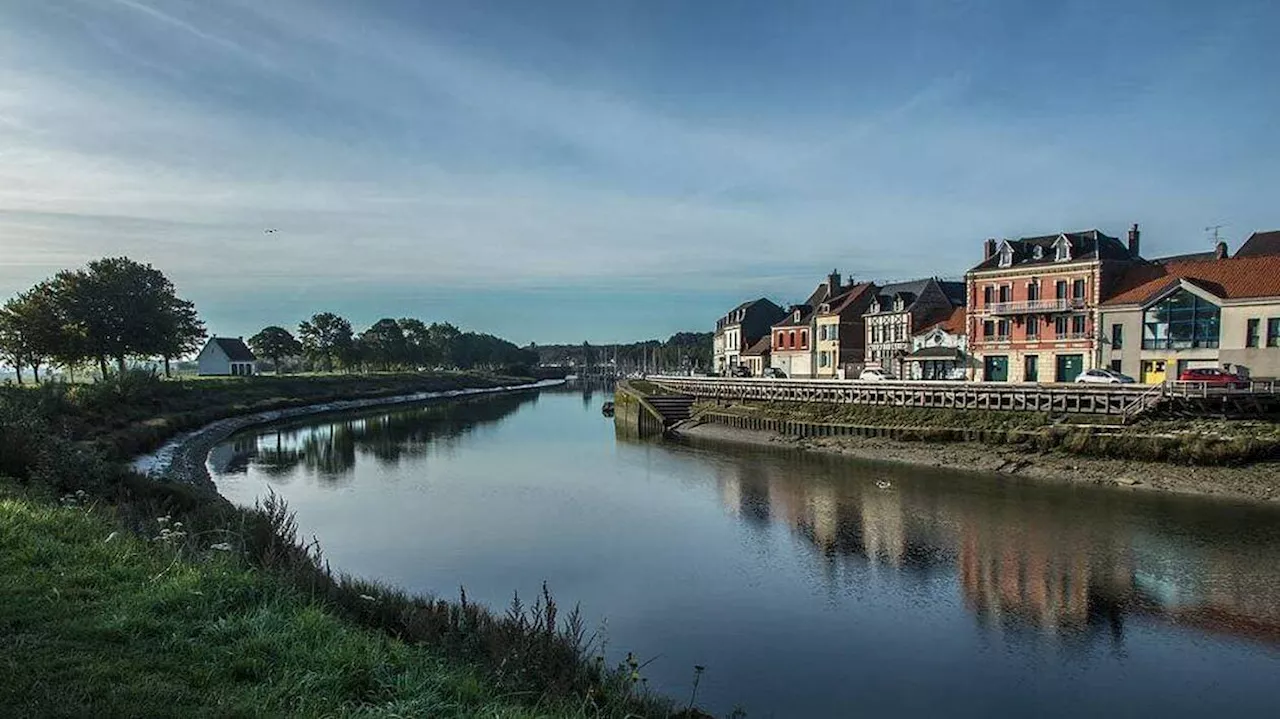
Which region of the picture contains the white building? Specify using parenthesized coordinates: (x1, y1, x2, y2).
(197, 337, 258, 376)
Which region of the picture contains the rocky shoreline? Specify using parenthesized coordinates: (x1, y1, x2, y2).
(676, 421, 1280, 504)
(132, 379, 564, 493)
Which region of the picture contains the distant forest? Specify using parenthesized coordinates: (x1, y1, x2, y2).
(531, 332, 712, 373)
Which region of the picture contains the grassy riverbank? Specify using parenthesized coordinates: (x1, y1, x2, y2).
(0, 373, 687, 718)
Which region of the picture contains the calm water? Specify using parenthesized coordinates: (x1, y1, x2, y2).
(211, 385, 1280, 718)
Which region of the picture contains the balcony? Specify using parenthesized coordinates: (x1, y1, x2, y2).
(986, 298, 1086, 315)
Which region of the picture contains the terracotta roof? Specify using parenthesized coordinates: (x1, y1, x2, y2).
(742, 336, 771, 356)
(817, 282, 876, 316)
(1103, 256, 1280, 306)
(211, 337, 256, 362)
(970, 229, 1135, 272)
(1235, 231, 1280, 258)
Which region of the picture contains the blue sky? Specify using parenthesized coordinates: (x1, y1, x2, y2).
(1, 0, 1277, 344)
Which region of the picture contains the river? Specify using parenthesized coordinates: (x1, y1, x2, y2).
(209, 384, 1280, 718)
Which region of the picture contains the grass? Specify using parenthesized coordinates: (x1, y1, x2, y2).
(0, 374, 697, 718)
(0, 481, 622, 718)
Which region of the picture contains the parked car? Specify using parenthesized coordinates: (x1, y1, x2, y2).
(762, 367, 787, 379)
(1178, 367, 1248, 388)
(1074, 368, 1136, 384)
(730, 365, 752, 377)
(858, 368, 896, 382)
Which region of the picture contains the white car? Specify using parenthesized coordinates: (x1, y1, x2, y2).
(858, 368, 896, 382)
(1074, 368, 1136, 384)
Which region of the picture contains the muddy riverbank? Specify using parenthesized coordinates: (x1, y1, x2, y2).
(676, 421, 1280, 503)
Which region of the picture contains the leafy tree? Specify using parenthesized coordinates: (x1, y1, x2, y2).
(360, 318, 407, 371)
(298, 312, 353, 372)
(248, 326, 303, 374)
(426, 322, 461, 368)
(0, 300, 31, 384)
(397, 318, 431, 368)
(151, 296, 205, 378)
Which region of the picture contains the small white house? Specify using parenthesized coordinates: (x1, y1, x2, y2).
(197, 337, 258, 376)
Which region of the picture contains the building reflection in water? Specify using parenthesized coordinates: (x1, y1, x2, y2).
(208, 392, 538, 485)
(702, 442, 1280, 649)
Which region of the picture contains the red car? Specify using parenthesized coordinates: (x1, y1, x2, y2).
(1177, 367, 1248, 388)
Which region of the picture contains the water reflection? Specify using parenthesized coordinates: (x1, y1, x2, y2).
(695, 437, 1280, 648)
(209, 391, 539, 483)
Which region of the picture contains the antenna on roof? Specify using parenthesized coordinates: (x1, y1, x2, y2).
(1205, 224, 1227, 245)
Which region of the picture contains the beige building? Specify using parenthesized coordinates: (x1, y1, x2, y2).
(1100, 251, 1280, 382)
(813, 282, 876, 378)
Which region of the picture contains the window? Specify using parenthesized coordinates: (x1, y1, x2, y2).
(1054, 236, 1072, 262)
(1033, 245, 1044, 260)
(1055, 316, 1068, 336)
(799, 330, 807, 348)
(828, 326, 838, 340)
(1110, 360, 1123, 373)
(983, 320, 995, 338)
(998, 285, 1011, 303)
(998, 244, 1013, 268)
(776, 332, 785, 347)
(997, 320, 1010, 338)
(983, 286, 993, 305)
(1028, 281, 1040, 301)
(819, 351, 829, 367)
(1072, 279, 1085, 299)
(1026, 316, 1039, 339)
(1142, 289, 1221, 350)
(1071, 315, 1086, 336)
(1268, 319, 1280, 348)
(1111, 323, 1123, 349)
(1247, 319, 1260, 348)
(788, 331, 796, 348)
(1024, 355, 1039, 382)
(1055, 280, 1067, 300)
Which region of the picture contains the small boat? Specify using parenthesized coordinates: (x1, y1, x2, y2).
(601, 401, 615, 417)
(875, 480, 892, 490)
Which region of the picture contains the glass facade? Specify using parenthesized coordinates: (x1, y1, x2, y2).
(1141, 290, 1220, 350)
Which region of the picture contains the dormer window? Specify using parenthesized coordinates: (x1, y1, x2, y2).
(870, 301, 880, 314)
(1032, 245, 1044, 260)
(793, 309, 802, 322)
(997, 241, 1014, 268)
(893, 296, 905, 311)
(1053, 234, 1072, 262)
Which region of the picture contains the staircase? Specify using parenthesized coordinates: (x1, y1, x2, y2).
(646, 394, 696, 427)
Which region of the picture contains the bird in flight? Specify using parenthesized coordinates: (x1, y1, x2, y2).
(264, 228, 278, 234)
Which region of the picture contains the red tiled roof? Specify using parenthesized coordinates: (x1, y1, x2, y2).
(820, 282, 876, 316)
(1103, 256, 1280, 306)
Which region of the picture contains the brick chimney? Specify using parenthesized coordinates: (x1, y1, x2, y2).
(1127, 223, 1140, 257)
(825, 269, 841, 296)
(1216, 241, 1229, 260)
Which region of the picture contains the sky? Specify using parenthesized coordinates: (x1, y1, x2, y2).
(1, 0, 1278, 345)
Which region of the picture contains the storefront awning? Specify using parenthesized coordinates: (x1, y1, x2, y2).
(904, 347, 964, 361)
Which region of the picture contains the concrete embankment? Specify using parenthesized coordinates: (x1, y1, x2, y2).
(133, 379, 565, 493)
(675, 412, 1280, 504)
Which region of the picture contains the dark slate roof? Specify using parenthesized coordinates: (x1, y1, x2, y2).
(969, 229, 1135, 272)
(718, 297, 776, 326)
(867, 279, 932, 315)
(1234, 231, 1280, 258)
(1152, 250, 1218, 264)
(817, 282, 876, 316)
(742, 336, 772, 356)
(212, 337, 256, 362)
(938, 281, 967, 306)
(772, 304, 814, 329)
(904, 346, 964, 360)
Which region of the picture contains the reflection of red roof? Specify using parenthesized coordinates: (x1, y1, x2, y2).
(918, 306, 966, 335)
(1103, 256, 1280, 306)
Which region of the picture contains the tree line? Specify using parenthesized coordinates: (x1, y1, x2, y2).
(0, 256, 539, 383)
(0, 257, 204, 383)
(249, 314, 538, 374)
(533, 331, 712, 373)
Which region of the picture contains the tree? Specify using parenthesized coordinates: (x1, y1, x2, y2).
(298, 313, 353, 372)
(248, 326, 303, 374)
(426, 322, 461, 368)
(360, 318, 407, 371)
(56, 257, 194, 377)
(0, 301, 30, 384)
(397, 318, 431, 369)
(150, 296, 206, 378)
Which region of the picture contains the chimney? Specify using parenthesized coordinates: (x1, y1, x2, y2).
(826, 269, 841, 295)
(1216, 241, 1229, 260)
(1127, 223, 1140, 257)
(983, 238, 997, 260)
